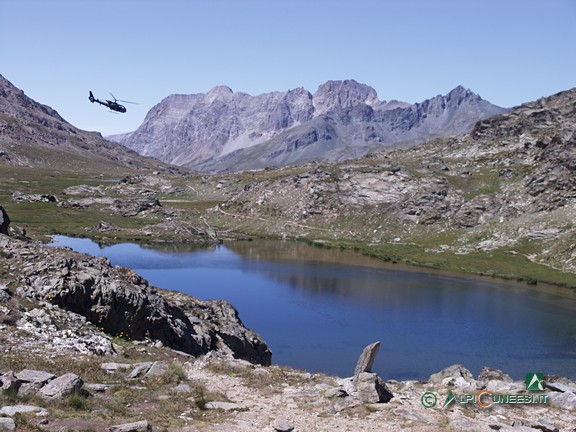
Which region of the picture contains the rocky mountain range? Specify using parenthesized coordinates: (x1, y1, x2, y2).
(0, 74, 178, 174)
(111, 80, 506, 172)
(217, 86, 576, 276)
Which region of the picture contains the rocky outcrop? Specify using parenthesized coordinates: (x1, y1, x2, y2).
(113, 80, 505, 172)
(0, 369, 83, 401)
(0, 235, 271, 365)
(109, 196, 162, 217)
(11, 191, 58, 203)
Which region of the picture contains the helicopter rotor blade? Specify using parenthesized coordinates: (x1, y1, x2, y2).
(109, 92, 138, 104)
(117, 99, 139, 105)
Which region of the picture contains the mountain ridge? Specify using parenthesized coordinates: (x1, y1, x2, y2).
(111, 80, 506, 172)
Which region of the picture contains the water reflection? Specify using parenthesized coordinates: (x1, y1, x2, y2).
(51, 236, 576, 380)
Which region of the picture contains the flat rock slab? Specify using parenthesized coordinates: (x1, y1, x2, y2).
(0, 404, 48, 417)
(204, 401, 244, 410)
(549, 391, 576, 410)
(84, 383, 112, 392)
(15, 369, 55, 384)
(546, 381, 576, 393)
(107, 420, 152, 432)
(101, 362, 133, 373)
(39, 373, 83, 399)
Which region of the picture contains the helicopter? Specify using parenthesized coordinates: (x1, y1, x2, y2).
(88, 91, 137, 113)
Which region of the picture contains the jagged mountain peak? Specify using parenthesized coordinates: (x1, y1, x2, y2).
(112, 80, 506, 172)
(445, 85, 482, 105)
(208, 85, 234, 95)
(206, 85, 234, 102)
(313, 79, 381, 114)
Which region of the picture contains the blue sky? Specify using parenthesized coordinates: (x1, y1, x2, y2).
(1, 0, 575, 136)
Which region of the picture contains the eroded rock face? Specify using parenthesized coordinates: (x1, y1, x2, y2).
(0, 235, 271, 365)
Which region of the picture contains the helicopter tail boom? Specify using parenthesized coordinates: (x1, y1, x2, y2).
(89, 91, 102, 105)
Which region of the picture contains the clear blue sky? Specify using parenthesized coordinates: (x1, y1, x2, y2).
(1, 0, 575, 136)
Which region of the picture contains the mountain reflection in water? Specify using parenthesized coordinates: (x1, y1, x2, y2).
(51, 236, 576, 381)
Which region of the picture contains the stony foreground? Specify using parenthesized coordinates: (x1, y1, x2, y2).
(0, 355, 575, 431)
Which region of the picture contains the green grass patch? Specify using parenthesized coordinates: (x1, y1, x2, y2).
(312, 239, 576, 288)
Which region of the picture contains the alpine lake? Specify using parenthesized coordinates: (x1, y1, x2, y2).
(51, 236, 576, 381)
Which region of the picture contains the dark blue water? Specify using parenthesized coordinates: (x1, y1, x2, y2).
(51, 236, 576, 381)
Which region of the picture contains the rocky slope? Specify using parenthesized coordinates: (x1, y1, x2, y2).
(112, 80, 505, 172)
(0, 74, 180, 174)
(0, 234, 271, 365)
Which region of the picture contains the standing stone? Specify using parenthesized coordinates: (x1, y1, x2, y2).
(353, 341, 380, 384)
(39, 373, 83, 400)
(0, 206, 9, 235)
